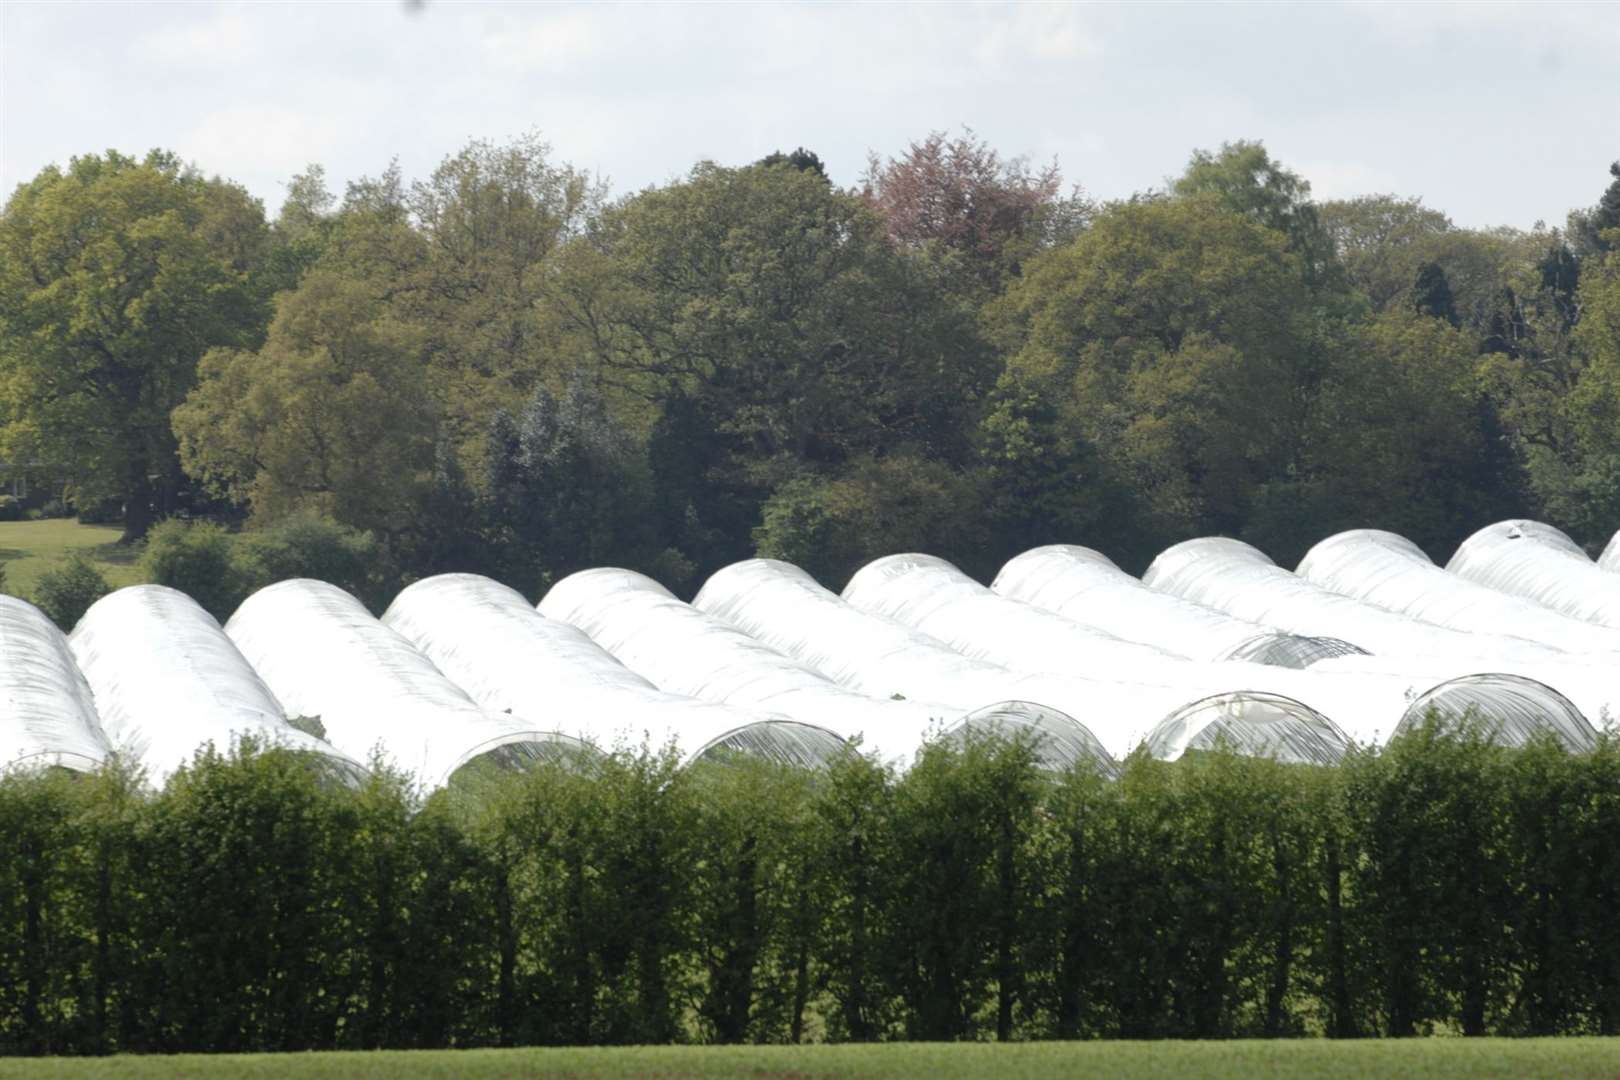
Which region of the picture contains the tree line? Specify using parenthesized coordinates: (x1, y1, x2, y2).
(2, 136, 1617, 598)
(6, 723, 1620, 1053)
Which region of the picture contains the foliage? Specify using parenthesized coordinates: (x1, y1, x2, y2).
(31, 552, 112, 630)
(0, 151, 271, 540)
(138, 519, 243, 621)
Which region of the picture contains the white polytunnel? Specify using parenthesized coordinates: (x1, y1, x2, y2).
(0, 595, 109, 772)
(843, 553, 1426, 750)
(950, 701, 1121, 778)
(1144, 535, 1620, 729)
(70, 585, 366, 786)
(1447, 520, 1620, 630)
(1395, 674, 1598, 751)
(1297, 529, 1620, 654)
(382, 573, 848, 771)
(695, 559, 1349, 764)
(226, 579, 596, 790)
(538, 568, 946, 765)
(992, 544, 1366, 667)
(1145, 692, 1349, 765)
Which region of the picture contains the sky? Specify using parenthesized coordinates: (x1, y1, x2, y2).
(3, 1, 1617, 231)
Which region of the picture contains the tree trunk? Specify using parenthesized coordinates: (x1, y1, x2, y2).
(119, 463, 156, 544)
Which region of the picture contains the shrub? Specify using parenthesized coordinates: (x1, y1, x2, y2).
(31, 553, 111, 630)
(235, 512, 384, 608)
(39, 498, 68, 519)
(0, 494, 22, 521)
(74, 498, 122, 525)
(139, 519, 246, 621)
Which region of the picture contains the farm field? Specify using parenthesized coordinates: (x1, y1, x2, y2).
(2, 1040, 1619, 1079)
(0, 519, 142, 597)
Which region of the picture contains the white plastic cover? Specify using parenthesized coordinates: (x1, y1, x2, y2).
(951, 701, 1121, 777)
(383, 573, 849, 770)
(695, 559, 1349, 763)
(226, 579, 596, 789)
(992, 545, 1366, 666)
(1298, 529, 1620, 654)
(0, 595, 109, 772)
(70, 585, 366, 786)
(843, 552, 1440, 749)
(1602, 531, 1620, 573)
(1144, 692, 1351, 764)
(1447, 520, 1620, 629)
(1394, 673, 1597, 750)
(539, 568, 950, 765)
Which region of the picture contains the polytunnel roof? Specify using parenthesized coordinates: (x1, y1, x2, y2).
(0, 594, 108, 772)
(70, 585, 365, 786)
(991, 544, 1361, 666)
(539, 567, 944, 764)
(1298, 529, 1620, 654)
(1396, 673, 1598, 751)
(1144, 536, 1575, 668)
(1220, 632, 1366, 667)
(1602, 530, 1620, 573)
(1144, 692, 1351, 765)
(1448, 520, 1620, 630)
(227, 578, 596, 789)
(383, 573, 849, 771)
(841, 551, 1416, 748)
(695, 559, 1332, 762)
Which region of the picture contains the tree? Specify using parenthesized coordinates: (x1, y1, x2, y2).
(756, 147, 828, 178)
(0, 151, 271, 540)
(862, 129, 1089, 295)
(1569, 160, 1620, 255)
(1173, 141, 1338, 290)
(1412, 261, 1460, 326)
(172, 270, 436, 535)
(1320, 195, 1453, 311)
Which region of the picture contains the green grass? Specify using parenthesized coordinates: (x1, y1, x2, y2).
(0, 518, 143, 597)
(2, 1040, 1619, 1079)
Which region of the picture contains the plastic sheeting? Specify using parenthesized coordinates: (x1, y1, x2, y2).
(227, 579, 597, 789)
(383, 573, 848, 770)
(1396, 674, 1598, 751)
(539, 568, 951, 765)
(1448, 521, 1620, 630)
(1145, 692, 1350, 764)
(992, 545, 1365, 667)
(950, 701, 1121, 778)
(1603, 531, 1620, 573)
(70, 586, 366, 786)
(696, 559, 1348, 763)
(1299, 529, 1620, 654)
(844, 552, 1435, 750)
(0, 595, 108, 772)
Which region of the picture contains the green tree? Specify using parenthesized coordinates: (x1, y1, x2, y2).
(32, 553, 111, 631)
(172, 270, 436, 536)
(0, 151, 271, 541)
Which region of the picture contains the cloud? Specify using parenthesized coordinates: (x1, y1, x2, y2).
(180, 107, 342, 186)
(1296, 159, 1402, 202)
(128, 7, 259, 70)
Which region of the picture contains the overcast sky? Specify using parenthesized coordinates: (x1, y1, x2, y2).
(3, 1, 1617, 231)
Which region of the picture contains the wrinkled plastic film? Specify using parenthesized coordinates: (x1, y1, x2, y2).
(0, 595, 109, 772)
(1448, 521, 1620, 630)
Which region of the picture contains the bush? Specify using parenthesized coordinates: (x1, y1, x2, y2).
(234, 512, 385, 609)
(139, 519, 246, 621)
(31, 553, 111, 630)
(0, 494, 22, 521)
(39, 497, 68, 519)
(74, 498, 122, 525)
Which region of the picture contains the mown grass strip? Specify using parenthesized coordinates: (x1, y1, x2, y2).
(3, 1039, 1620, 1079)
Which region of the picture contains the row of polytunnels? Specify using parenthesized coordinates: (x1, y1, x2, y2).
(5, 519, 1620, 788)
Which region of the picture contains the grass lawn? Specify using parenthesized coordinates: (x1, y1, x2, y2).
(2, 1040, 1618, 1079)
(0, 518, 143, 598)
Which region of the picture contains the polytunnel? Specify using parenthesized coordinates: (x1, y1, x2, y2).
(1144, 692, 1349, 765)
(538, 568, 949, 764)
(0, 595, 109, 772)
(991, 545, 1365, 667)
(1603, 530, 1620, 573)
(695, 559, 1349, 763)
(70, 585, 366, 786)
(1297, 529, 1620, 654)
(382, 573, 848, 770)
(226, 579, 597, 789)
(843, 553, 1436, 748)
(1395, 674, 1597, 751)
(949, 701, 1121, 777)
(1144, 536, 1620, 727)
(1448, 521, 1620, 630)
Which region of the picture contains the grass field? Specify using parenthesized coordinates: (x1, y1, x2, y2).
(0, 518, 143, 597)
(2, 1040, 1618, 1079)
